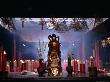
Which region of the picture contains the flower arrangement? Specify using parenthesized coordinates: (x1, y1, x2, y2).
(37, 59, 46, 77)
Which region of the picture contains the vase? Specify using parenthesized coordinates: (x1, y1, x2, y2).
(37, 67, 45, 77)
(66, 66, 73, 77)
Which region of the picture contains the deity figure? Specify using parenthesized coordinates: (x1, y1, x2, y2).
(47, 34, 62, 76)
(50, 52, 59, 67)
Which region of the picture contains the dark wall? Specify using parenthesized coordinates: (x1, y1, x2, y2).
(0, 26, 14, 60)
(85, 19, 110, 69)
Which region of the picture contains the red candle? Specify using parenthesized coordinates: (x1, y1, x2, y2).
(2, 51, 7, 71)
(73, 59, 78, 73)
(34, 60, 39, 72)
(80, 64, 85, 73)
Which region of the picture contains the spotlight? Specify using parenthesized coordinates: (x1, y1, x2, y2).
(72, 43, 75, 46)
(32, 60, 34, 62)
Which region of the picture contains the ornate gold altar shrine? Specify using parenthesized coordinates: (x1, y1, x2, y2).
(47, 34, 62, 76)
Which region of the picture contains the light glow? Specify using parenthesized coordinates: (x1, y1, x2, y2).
(3, 51, 6, 55)
(20, 60, 24, 63)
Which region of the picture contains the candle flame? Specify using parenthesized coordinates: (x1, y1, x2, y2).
(90, 56, 93, 59)
(3, 51, 6, 54)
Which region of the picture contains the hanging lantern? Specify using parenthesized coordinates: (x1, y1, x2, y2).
(94, 18, 103, 27)
(53, 18, 68, 33)
(80, 18, 89, 31)
(39, 18, 46, 30)
(47, 22, 54, 29)
(1, 17, 9, 25)
(71, 18, 81, 31)
(0, 17, 15, 32)
(21, 18, 26, 28)
(46, 18, 57, 30)
(50, 18, 57, 25)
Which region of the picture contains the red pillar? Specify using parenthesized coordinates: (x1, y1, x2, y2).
(97, 43, 100, 69)
(21, 63, 26, 71)
(95, 41, 100, 69)
(0, 45, 3, 71)
(34, 60, 39, 72)
(82, 36, 85, 64)
(80, 37, 85, 73)
(80, 64, 85, 73)
(82, 47, 84, 64)
(14, 39, 16, 61)
(73, 59, 78, 73)
(0, 52, 2, 71)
